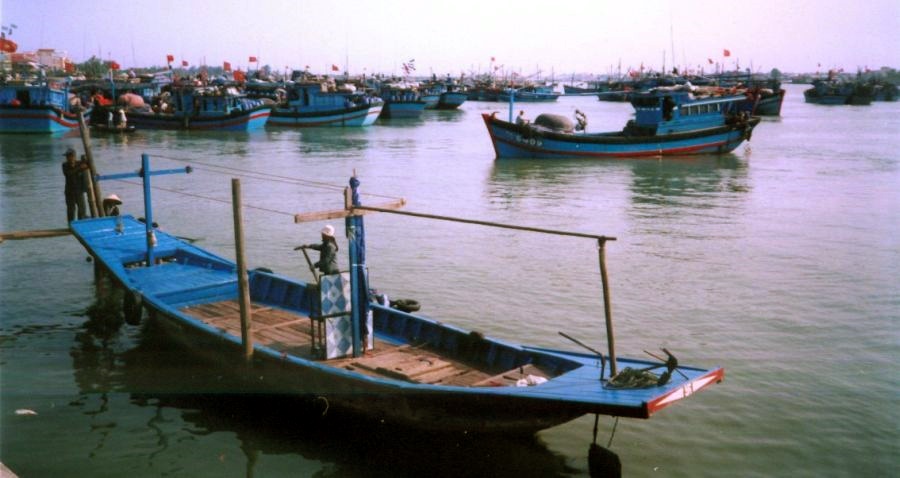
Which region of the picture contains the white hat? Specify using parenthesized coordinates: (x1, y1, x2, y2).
(321, 224, 335, 237)
(103, 193, 122, 205)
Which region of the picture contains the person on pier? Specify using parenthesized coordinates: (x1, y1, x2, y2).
(61, 148, 88, 223)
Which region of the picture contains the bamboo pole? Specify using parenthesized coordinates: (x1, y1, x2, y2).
(77, 112, 104, 217)
(598, 239, 617, 375)
(353, 204, 616, 242)
(0, 228, 72, 242)
(232, 178, 253, 361)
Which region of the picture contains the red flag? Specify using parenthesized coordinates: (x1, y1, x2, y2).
(707, 58, 713, 64)
(166, 54, 174, 63)
(491, 56, 495, 62)
(249, 56, 257, 63)
(223, 61, 232, 72)
(64, 61, 75, 73)
(234, 70, 246, 82)
(331, 64, 339, 71)
(182, 60, 188, 67)
(723, 49, 731, 57)
(110, 61, 121, 71)
(0, 37, 17, 53)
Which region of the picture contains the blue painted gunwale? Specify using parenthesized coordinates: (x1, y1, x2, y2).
(70, 215, 723, 433)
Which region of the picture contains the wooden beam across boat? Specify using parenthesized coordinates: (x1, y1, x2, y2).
(0, 228, 72, 243)
(294, 197, 406, 223)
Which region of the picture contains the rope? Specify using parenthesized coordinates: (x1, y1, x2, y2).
(112, 179, 297, 218)
(607, 417, 619, 448)
(149, 153, 401, 200)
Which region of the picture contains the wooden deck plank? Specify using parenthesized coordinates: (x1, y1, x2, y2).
(180, 300, 522, 387)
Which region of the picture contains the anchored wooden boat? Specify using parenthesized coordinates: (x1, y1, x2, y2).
(123, 86, 271, 131)
(0, 81, 87, 133)
(251, 82, 384, 127)
(70, 172, 723, 435)
(484, 87, 759, 159)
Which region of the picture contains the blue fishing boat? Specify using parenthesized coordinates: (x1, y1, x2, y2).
(437, 88, 467, 109)
(256, 82, 383, 127)
(420, 80, 468, 110)
(378, 84, 427, 118)
(483, 88, 759, 159)
(0, 80, 86, 133)
(68, 171, 723, 436)
(123, 85, 271, 131)
(497, 85, 560, 102)
(803, 78, 873, 105)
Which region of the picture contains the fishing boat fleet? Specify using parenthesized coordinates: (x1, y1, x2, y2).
(6, 46, 898, 477)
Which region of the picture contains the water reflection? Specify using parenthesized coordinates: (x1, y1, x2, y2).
(486, 154, 750, 215)
(627, 154, 750, 206)
(69, 313, 578, 477)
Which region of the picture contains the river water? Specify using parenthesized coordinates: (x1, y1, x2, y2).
(1, 84, 898, 477)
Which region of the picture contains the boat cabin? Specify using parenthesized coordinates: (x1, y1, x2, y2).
(284, 82, 378, 111)
(0, 82, 71, 110)
(629, 90, 745, 135)
(169, 87, 265, 116)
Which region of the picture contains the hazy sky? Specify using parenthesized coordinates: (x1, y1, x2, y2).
(3, 0, 899, 76)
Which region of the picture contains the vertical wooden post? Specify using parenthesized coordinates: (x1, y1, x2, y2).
(83, 171, 99, 218)
(598, 239, 617, 375)
(77, 112, 103, 217)
(232, 178, 253, 361)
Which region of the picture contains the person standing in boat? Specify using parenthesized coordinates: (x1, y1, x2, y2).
(61, 148, 88, 223)
(296, 224, 340, 275)
(516, 110, 528, 125)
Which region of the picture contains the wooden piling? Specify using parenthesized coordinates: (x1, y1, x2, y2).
(77, 112, 103, 217)
(232, 178, 253, 361)
(597, 239, 617, 375)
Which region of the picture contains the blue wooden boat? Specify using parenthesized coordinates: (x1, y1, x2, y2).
(484, 88, 759, 159)
(255, 82, 383, 127)
(497, 85, 560, 102)
(68, 174, 723, 434)
(124, 86, 271, 131)
(378, 85, 427, 118)
(420, 81, 468, 110)
(0, 80, 87, 133)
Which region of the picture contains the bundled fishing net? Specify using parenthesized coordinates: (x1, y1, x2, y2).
(606, 367, 672, 389)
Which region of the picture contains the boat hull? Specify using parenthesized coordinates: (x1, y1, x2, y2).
(0, 106, 83, 133)
(755, 90, 785, 116)
(436, 92, 467, 109)
(483, 113, 758, 159)
(126, 106, 271, 131)
(380, 101, 426, 118)
(268, 104, 383, 127)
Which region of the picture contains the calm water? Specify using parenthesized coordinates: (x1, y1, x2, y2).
(1, 84, 898, 477)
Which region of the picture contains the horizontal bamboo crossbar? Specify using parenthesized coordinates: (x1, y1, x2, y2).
(0, 228, 72, 243)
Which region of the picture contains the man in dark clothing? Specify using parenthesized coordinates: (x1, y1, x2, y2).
(61, 148, 88, 223)
(296, 224, 340, 275)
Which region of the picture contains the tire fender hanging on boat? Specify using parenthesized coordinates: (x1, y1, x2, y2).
(389, 298, 420, 313)
(123, 290, 143, 325)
